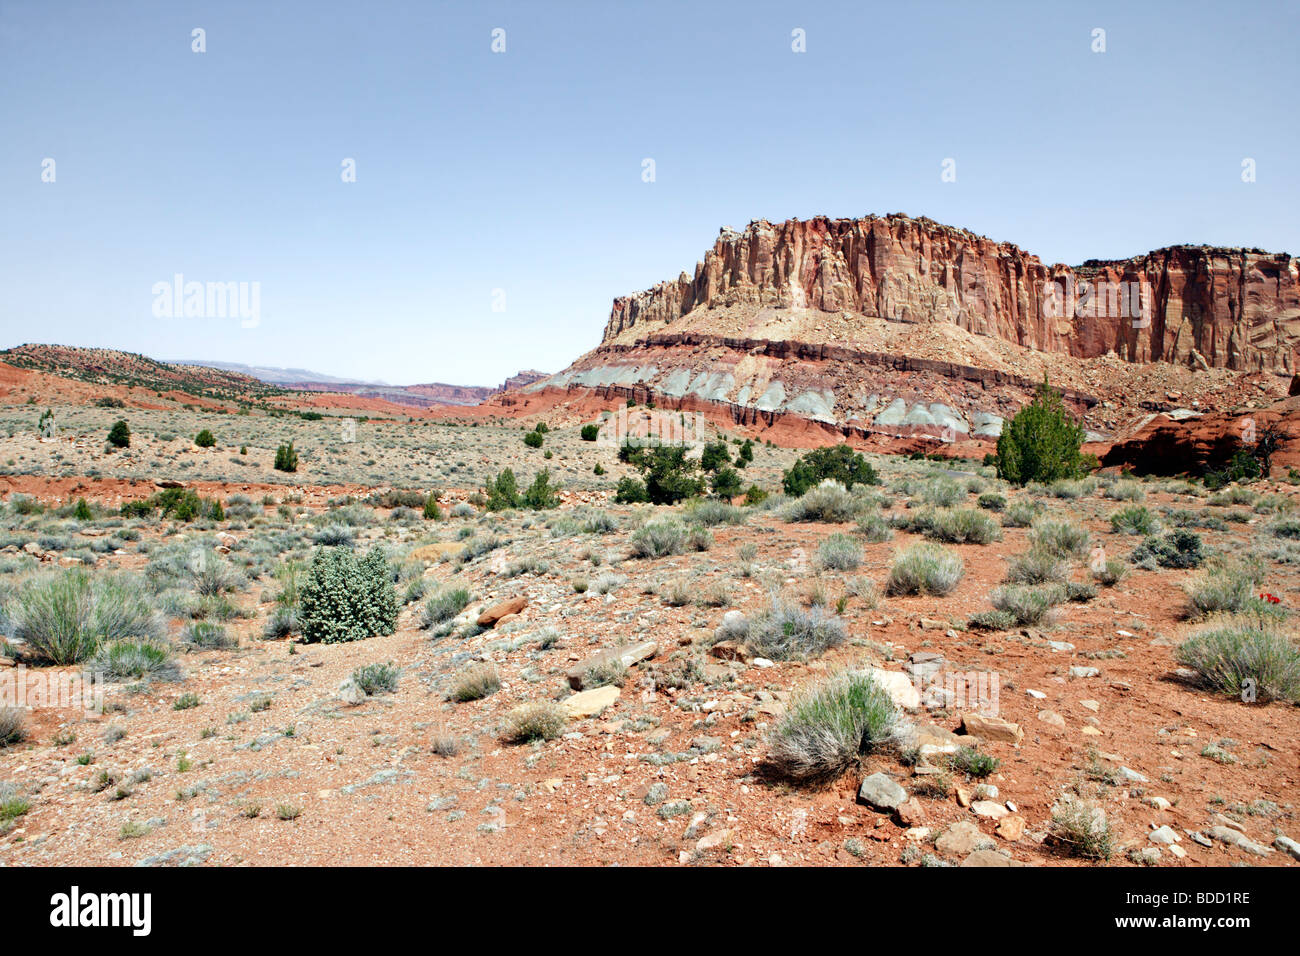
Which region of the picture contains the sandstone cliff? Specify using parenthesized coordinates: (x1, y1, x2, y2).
(602, 215, 1300, 372)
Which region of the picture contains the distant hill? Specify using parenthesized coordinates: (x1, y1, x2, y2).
(1, 344, 286, 402)
(177, 360, 389, 387)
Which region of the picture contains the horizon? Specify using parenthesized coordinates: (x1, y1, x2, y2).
(2, 0, 1297, 384)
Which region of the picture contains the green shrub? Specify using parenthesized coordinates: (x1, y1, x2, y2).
(352, 661, 400, 695)
(978, 493, 1007, 512)
(1028, 519, 1091, 558)
(1002, 500, 1043, 527)
(1183, 562, 1263, 619)
(614, 476, 648, 503)
(580, 424, 600, 441)
(968, 609, 1017, 631)
(700, 440, 731, 472)
(742, 599, 848, 661)
(710, 466, 742, 499)
(8, 571, 162, 664)
(423, 494, 442, 520)
(1106, 480, 1145, 502)
(1005, 548, 1068, 585)
(925, 508, 1002, 544)
(298, 547, 397, 644)
(1091, 557, 1127, 587)
(1131, 529, 1205, 569)
(782, 481, 860, 523)
(1110, 506, 1159, 536)
(1175, 617, 1300, 702)
(194, 429, 216, 448)
(182, 620, 236, 649)
(990, 584, 1064, 625)
(107, 420, 131, 448)
(422, 587, 471, 628)
(815, 533, 863, 571)
(629, 519, 686, 558)
(782, 444, 880, 497)
(523, 430, 544, 449)
(765, 670, 898, 781)
(274, 441, 298, 472)
(855, 512, 893, 543)
(887, 544, 964, 596)
(994, 380, 1087, 485)
(485, 468, 522, 510)
(948, 746, 1000, 777)
(94, 638, 178, 681)
(522, 470, 560, 510)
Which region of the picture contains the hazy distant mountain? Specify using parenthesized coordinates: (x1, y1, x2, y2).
(179, 360, 389, 387)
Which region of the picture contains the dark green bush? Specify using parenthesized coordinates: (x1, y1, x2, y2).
(523, 431, 544, 448)
(107, 420, 131, 448)
(580, 424, 599, 441)
(299, 547, 397, 644)
(485, 469, 522, 510)
(994, 380, 1087, 485)
(782, 444, 879, 497)
(522, 469, 560, 510)
(274, 441, 298, 472)
(194, 429, 216, 448)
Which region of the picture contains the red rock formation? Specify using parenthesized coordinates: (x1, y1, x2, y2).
(602, 215, 1300, 372)
(1101, 396, 1300, 476)
(493, 369, 548, 394)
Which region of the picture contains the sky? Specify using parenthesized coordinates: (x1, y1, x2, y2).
(2, 0, 1297, 386)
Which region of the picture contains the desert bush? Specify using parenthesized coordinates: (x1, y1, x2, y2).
(744, 598, 848, 661)
(1090, 557, 1128, 587)
(948, 746, 1000, 777)
(682, 499, 744, 527)
(622, 446, 704, 504)
(1131, 529, 1205, 569)
(1106, 480, 1145, 502)
(855, 512, 893, 543)
(1049, 795, 1114, 860)
(298, 546, 397, 644)
(182, 620, 236, 650)
(94, 638, 178, 681)
(886, 544, 964, 596)
(977, 493, 1007, 512)
(352, 661, 400, 696)
(1028, 519, 1091, 558)
(629, 519, 686, 558)
(0, 707, 25, 747)
(194, 429, 216, 448)
(311, 525, 354, 548)
(994, 380, 1088, 485)
(580, 424, 599, 441)
(1066, 581, 1098, 602)
(925, 508, 1002, 544)
(485, 469, 522, 511)
(7, 571, 162, 665)
(1175, 618, 1300, 702)
(1005, 548, 1068, 585)
(782, 481, 860, 523)
(782, 444, 880, 497)
(1268, 517, 1300, 539)
(990, 584, 1064, 626)
(968, 609, 1017, 631)
(815, 533, 864, 571)
(523, 430, 544, 449)
(503, 700, 566, 743)
(921, 479, 962, 508)
(1183, 562, 1264, 619)
(582, 655, 628, 688)
(422, 587, 471, 628)
(764, 669, 899, 781)
(262, 605, 297, 639)
(1110, 506, 1160, 536)
(1002, 500, 1043, 528)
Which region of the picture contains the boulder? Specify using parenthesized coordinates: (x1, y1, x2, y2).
(566, 640, 658, 689)
(476, 597, 527, 628)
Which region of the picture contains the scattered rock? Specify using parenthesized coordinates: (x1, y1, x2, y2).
(561, 685, 620, 719)
(960, 713, 1023, 745)
(858, 772, 908, 811)
(477, 596, 528, 628)
(566, 640, 658, 689)
(935, 820, 994, 856)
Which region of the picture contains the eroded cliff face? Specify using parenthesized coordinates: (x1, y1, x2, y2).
(602, 215, 1300, 372)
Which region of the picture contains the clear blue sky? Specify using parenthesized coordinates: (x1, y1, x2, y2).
(2, 0, 1296, 386)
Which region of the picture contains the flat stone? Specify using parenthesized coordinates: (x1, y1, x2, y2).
(1149, 825, 1180, 845)
(1069, 666, 1101, 679)
(857, 772, 907, 811)
(935, 820, 993, 856)
(566, 640, 658, 689)
(477, 596, 527, 628)
(971, 800, 1009, 820)
(960, 849, 1027, 867)
(866, 668, 921, 710)
(561, 685, 620, 719)
(1037, 710, 1066, 729)
(960, 713, 1023, 745)
(1274, 836, 1300, 861)
(1206, 826, 1274, 857)
(996, 815, 1026, 841)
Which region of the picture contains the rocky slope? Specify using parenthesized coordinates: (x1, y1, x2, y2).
(504, 215, 1296, 444)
